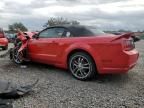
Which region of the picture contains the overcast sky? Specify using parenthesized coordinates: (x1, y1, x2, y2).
(0, 0, 144, 31)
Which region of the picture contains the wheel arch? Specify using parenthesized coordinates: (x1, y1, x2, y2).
(67, 49, 93, 63)
(66, 48, 99, 73)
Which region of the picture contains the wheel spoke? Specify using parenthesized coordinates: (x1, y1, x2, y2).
(75, 68, 80, 75)
(74, 60, 79, 65)
(79, 69, 85, 77)
(78, 57, 81, 63)
(73, 63, 78, 67)
(81, 58, 84, 63)
(82, 63, 89, 66)
(16, 55, 21, 62)
(82, 66, 89, 69)
(72, 60, 79, 69)
(73, 67, 78, 73)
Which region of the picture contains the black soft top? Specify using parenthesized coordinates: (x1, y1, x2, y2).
(49, 25, 97, 36)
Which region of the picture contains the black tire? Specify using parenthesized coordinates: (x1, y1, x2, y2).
(12, 48, 24, 64)
(2, 46, 8, 50)
(68, 52, 97, 80)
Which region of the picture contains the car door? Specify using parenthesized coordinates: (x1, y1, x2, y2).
(28, 27, 65, 64)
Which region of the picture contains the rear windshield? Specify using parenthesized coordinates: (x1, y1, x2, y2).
(69, 26, 105, 37)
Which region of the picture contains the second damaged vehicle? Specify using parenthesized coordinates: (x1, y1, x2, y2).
(0, 28, 8, 50)
(10, 25, 139, 80)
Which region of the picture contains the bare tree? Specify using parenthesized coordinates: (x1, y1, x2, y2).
(44, 17, 80, 27)
(8, 22, 28, 33)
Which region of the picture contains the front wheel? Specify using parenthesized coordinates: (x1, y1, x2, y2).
(12, 48, 24, 64)
(68, 52, 97, 80)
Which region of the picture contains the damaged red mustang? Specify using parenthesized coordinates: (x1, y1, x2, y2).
(10, 25, 139, 80)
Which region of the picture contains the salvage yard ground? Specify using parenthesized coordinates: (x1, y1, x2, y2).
(0, 41, 144, 108)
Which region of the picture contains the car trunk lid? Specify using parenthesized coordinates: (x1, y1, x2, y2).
(111, 33, 133, 42)
(111, 33, 135, 51)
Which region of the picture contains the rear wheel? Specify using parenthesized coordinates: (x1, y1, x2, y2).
(68, 52, 97, 80)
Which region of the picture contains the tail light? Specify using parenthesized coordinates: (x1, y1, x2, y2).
(123, 39, 135, 51)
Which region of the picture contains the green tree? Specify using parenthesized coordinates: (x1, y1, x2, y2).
(44, 17, 80, 27)
(8, 22, 28, 33)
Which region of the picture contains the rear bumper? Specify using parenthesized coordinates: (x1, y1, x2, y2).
(99, 49, 139, 74)
(0, 44, 8, 48)
(0, 38, 8, 47)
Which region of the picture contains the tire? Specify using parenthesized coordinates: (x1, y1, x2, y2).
(2, 46, 8, 50)
(12, 48, 24, 64)
(68, 52, 97, 80)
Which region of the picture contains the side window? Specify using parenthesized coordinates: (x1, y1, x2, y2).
(39, 28, 65, 38)
(62, 29, 72, 38)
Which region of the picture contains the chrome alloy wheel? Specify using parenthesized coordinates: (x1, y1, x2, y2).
(13, 49, 23, 64)
(69, 55, 92, 79)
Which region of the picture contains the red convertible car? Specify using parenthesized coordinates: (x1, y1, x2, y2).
(11, 25, 139, 80)
(0, 29, 8, 50)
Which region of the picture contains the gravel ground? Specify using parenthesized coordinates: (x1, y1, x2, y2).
(0, 41, 144, 108)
